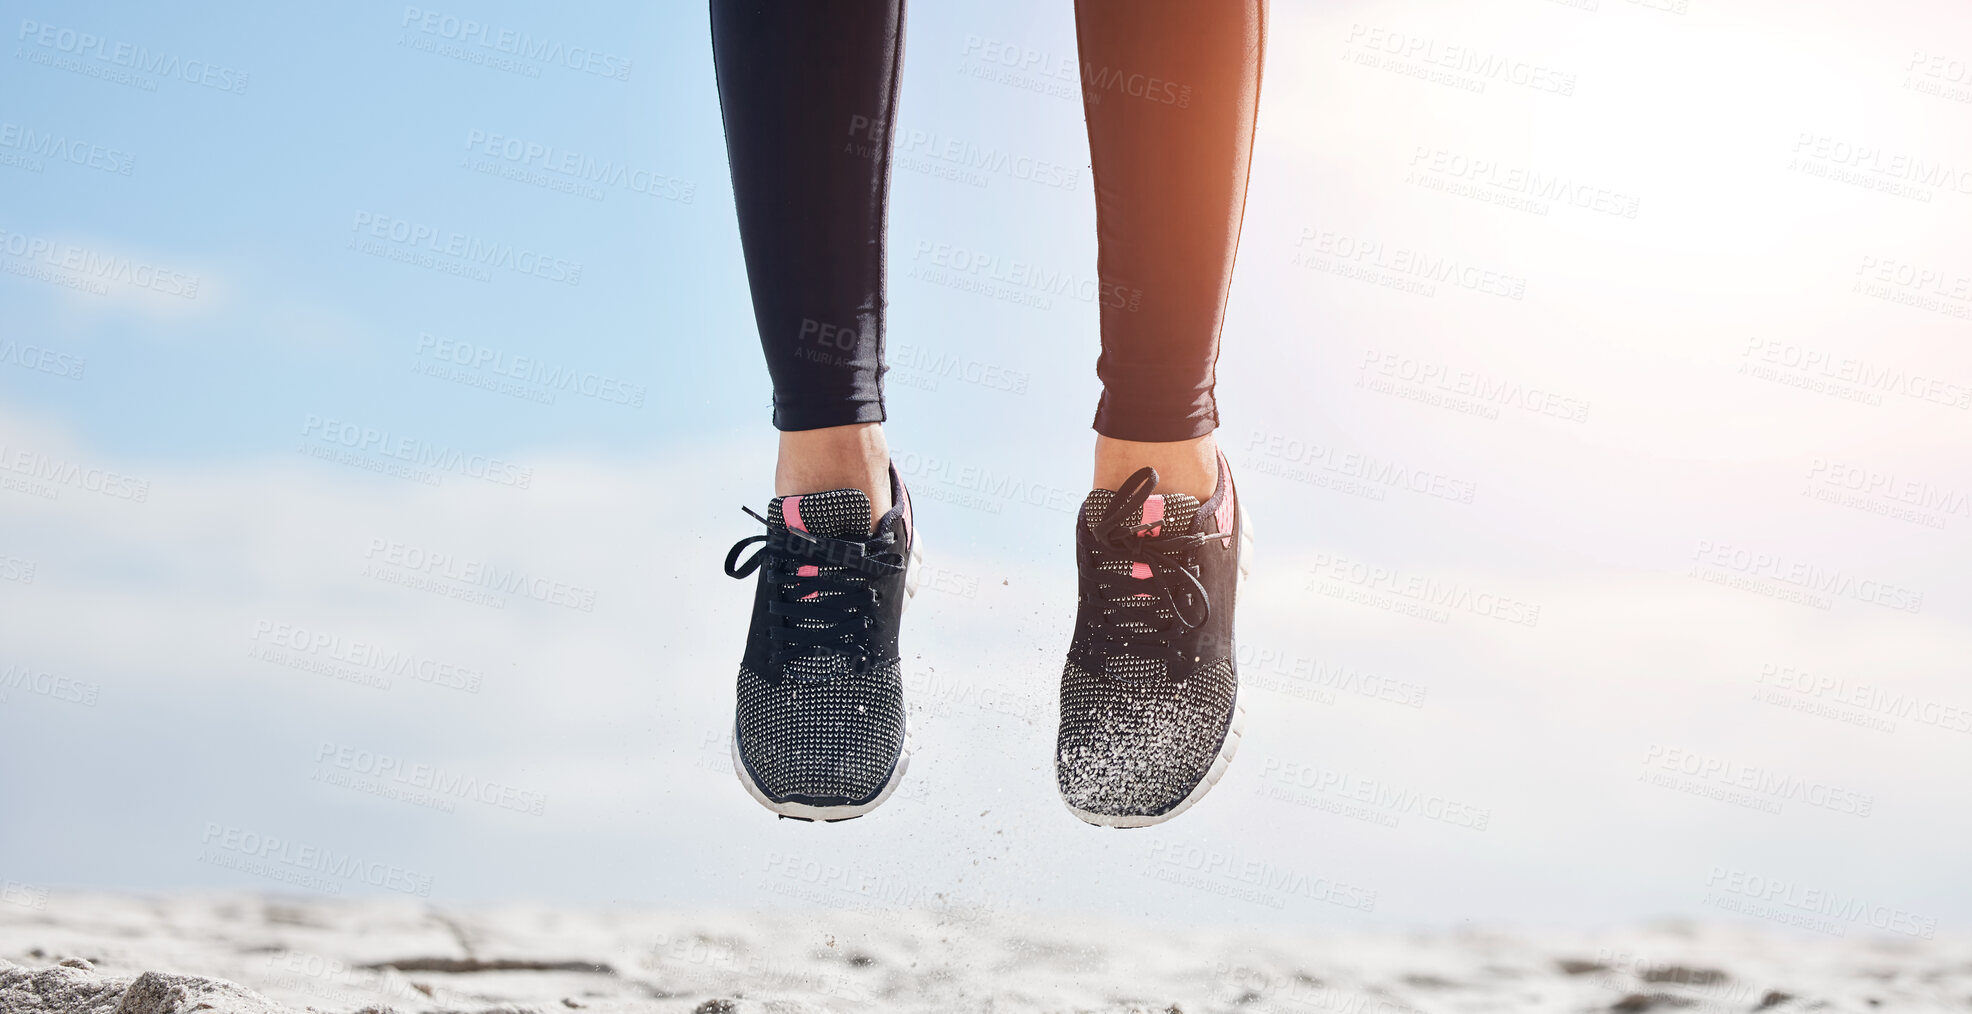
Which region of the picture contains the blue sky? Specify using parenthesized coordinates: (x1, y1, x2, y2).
(4, 0, 1970, 934)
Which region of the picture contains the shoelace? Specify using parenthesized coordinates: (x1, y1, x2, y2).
(1079, 467, 1225, 663)
(724, 506, 902, 680)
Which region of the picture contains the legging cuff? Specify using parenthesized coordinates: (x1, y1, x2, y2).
(1092, 397, 1218, 442)
(773, 398, 888, 433)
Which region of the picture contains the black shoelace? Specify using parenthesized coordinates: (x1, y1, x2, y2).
(725, 506, 902, 680)
(1078, 467, 1223, 664)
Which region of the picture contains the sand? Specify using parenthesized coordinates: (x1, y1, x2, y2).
(0, 894, 1965, 1013)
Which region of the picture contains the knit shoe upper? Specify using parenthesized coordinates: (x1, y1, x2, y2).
(1057, 460, 1243, 824)
(725, 467, 914, 812)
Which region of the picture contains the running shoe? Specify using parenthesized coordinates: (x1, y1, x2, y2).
(723, 465, 919, 821)
(1057, 456, 1248, 827)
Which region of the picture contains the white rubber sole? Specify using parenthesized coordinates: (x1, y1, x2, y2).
(1062, 500, 1256, 829)
(732, 533, 924, 822)
(731, 732, 911, 822)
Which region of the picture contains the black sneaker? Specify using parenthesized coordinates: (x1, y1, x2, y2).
(723, 465, 919, 821)
(1057, 455, 1250, 827)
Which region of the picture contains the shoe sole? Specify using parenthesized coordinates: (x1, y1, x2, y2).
(1062, 501, 1255, 829)
(732, 533, 924, 823)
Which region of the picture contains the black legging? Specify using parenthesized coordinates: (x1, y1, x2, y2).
(711, 0, 1265, 442)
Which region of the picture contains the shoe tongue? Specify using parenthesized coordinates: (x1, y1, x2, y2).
(1081, 489, 1200, 536)
(767, 488, 872, 537)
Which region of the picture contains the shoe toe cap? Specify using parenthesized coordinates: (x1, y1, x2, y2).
(1055, 658, 1238, 820)
(736, 663, 905, 804)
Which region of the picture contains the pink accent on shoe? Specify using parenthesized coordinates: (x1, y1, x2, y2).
(797, 565, 820, 577)
(782, 495, 806, 532)
(1139, 495, 1165, 537)
(1130, 561, 1152, 580)
(799, 591, 819, 600)
(1212, 453, 1236, 537)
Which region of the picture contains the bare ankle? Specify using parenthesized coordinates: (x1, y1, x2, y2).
(776, 423, 892, 526)
(1092, 432, 1220, 502)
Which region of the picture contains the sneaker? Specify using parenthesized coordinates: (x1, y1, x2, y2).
(722, 465, 919, 821)
(1056, 455, 1249, 827)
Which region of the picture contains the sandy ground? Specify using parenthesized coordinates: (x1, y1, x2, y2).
(0, 894, 1965, 1013)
